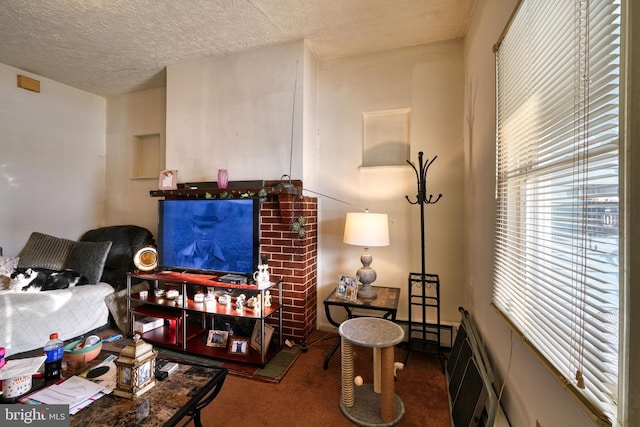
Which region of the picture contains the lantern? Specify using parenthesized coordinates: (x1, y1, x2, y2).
(114, 334, 158, 399)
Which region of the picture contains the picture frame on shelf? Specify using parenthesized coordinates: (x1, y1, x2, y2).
(206, 330, 229, 348)
(337, 274, 358, 302)
(251, 322, 274, 356)
(228, 337, 250, 356)
(158, 169, 178, 190)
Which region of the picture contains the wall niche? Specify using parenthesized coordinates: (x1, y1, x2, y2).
(132, 133, 162, 179)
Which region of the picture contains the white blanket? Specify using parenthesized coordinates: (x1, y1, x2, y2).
(0, 282, 114, 357)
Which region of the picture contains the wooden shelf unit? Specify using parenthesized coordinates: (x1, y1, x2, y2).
(127, 271, 283, 366)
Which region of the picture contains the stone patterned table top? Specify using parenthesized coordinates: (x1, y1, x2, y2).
(70, 363, 226, 427)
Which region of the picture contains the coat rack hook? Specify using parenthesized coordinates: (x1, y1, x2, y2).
(405, 152, 442, 206)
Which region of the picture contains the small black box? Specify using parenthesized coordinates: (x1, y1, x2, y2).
(218, 273, 248, 284)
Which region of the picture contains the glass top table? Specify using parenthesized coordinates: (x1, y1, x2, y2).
(70, 361, 227, 427)
(5, 352, 228, 427)
(323, 286, 401, 370)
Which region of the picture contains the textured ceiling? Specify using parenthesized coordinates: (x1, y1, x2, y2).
(0, 0, 475, 97)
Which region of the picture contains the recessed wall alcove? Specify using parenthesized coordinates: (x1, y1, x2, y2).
(132, 133, 162, 179)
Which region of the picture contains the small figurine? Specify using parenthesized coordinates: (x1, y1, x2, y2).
(205, 290, 216, 305)
(253, 257, 270, 287)
(264, 290, 272, 307)
(236, 294, 246, 311)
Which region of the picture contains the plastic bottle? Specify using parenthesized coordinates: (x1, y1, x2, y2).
(44, 333, 64, 380)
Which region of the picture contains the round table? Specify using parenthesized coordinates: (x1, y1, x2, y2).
(339, 317, 405, 426)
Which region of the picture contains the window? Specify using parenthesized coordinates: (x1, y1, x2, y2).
(493, 0, 621, 424)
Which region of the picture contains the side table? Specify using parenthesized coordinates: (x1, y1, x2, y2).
(323, 286, 400, 370)
(339, 317, 405, 426)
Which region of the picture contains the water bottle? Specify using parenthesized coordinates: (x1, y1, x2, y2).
(44, 333, 64, 380)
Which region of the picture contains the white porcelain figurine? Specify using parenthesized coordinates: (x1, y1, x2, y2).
(264, 290, 271, 307)
(236, 294, 246, 311)
(253, 263, 270, 287)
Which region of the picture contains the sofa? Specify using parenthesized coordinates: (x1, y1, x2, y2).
(0, 225, 154, 356)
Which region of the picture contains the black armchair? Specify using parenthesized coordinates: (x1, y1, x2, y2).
(79, 225, 155, 291)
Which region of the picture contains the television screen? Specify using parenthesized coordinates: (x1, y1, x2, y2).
(158, 198, 260, 275)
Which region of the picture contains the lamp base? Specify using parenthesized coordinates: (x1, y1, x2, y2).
(358, 284, 377, 299)
(357, 263, 378, 299)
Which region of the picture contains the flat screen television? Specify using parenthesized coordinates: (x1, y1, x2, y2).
(158, 198, 260, 275)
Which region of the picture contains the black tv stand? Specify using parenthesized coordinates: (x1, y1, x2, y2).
(126, 270, 282, 366)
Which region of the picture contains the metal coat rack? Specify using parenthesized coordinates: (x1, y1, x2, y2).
(405, 151, 444, 365)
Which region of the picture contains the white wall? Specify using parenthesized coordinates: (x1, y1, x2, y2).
(105, 87, 166, 238)
(463, 0, 628, 425)
(316, 40, 465, 328)
(302, 42, 320, 192)
(0, 63, 106, 255)
(161, 36, 466, 329)
(165, 40, 311, 183)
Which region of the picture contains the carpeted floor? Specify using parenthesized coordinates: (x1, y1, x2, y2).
(10, 327, 451, 426)
(103, 328, 452, 426)
(200, 330, 451, 427)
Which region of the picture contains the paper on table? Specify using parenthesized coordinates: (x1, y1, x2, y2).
(0, 356, 46, 380)
(68, 390, 107, 415)
(28, 375, 106, 406)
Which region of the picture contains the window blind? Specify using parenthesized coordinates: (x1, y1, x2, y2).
(493, 0, 621, 424)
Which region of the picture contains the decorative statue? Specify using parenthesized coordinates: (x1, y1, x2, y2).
(263, 290, 271, 307)
(253, 263, 270, 286)
(235, 294, 246, 311)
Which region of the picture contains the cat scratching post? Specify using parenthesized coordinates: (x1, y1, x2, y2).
(339, 317, 405, 426)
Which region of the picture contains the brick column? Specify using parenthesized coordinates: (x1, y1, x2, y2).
(260, 195, 317, 343)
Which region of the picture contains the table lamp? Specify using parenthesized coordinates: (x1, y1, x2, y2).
(343, 211, 390, 299)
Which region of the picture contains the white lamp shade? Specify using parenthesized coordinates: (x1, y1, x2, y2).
(343, 212, 390, 247)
